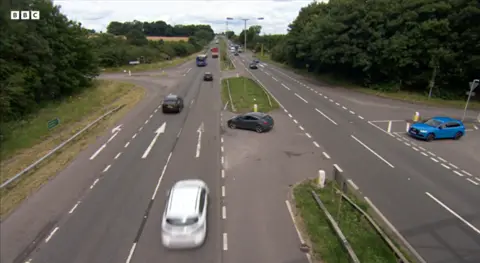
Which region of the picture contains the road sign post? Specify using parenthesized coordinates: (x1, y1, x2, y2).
(462, 79, 479, 121)
(48, 118, 60, 130)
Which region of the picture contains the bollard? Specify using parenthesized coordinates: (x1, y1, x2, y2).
(317, 170, 326, 188)
(412, 111, 420, 122)
(333, 164, 347, 193)
(128, 70, 131, 76)
(253, 104, 258, 112)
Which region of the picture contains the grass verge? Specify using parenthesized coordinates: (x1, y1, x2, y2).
(292, 180, 399, 263)
(0, 80, 145, 218)
(220, 39, 234, 71)
(221, 77, 279, 113)
(103, 53, 200, 73)
(258, 54, 480, 110)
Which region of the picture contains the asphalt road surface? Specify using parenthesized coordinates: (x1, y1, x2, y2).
(221, 109, 327, 263)
(235, 53, 480, 263)
(1, 57, 223, 263)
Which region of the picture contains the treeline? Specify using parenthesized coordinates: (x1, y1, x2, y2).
(93, 21, 214, 67)
(0, 0, 212, 140)
(230, 0, 480, 99)
(226, 28, 284, 55)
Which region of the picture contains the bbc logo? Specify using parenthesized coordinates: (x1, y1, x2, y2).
(11, 10, 40, 20)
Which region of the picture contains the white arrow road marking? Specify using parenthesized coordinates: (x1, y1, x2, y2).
(142, 122, 166, 159)
(112, 124, 123, 134)
(196, 122, 204, 158)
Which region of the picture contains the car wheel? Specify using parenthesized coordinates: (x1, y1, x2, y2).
(228, 122, 236, 129)
(453, 132, 463, 140)
(255, 126, 263, 133)
(426, 133, 435, 142)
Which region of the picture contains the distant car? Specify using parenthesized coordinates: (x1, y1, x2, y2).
(234, 52, 239, 56)
(227, 112, 274, 133)
(162, 94, 184, 113)
(249, 62, 258, 69)
(162, 179, 209, 249)
(204, 72, 213, 81)
(408, 116, 465, 142)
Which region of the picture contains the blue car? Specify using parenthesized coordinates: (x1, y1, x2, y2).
(408, 116, 465, 142)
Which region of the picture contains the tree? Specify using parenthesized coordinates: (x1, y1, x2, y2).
(266, 0, 480, 98)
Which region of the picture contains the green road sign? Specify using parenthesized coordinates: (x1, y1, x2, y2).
(48, 118, 60, 130)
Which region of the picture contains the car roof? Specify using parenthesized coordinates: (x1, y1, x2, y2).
(244, 112, 268, 118)
(166, 180, 206, 217)
(166, 187, 200, 218)
(205, 72, 212, 74)
(164, 94, 179, 100)
(431, 116, 459, 122)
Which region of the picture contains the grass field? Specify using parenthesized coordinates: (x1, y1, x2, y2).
(103, 53, 199, 73)
(0, 80, 145, 218)
(258, 54, 480, 110)
(221, 77, 279, 113)
(293, 180, 399, 263)
(146, 36, 189, 41)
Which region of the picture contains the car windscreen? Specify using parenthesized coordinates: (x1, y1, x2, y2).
(166, 217, 198, 226)
(163, 99, 177, 105)
(424, 119, 442, 127)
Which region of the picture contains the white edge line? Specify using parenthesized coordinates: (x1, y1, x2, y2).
(285, 200, 305, 244)
(125, 243, 137, 263)
(350, 135, 395, 168)
(426, 192, 480, 234)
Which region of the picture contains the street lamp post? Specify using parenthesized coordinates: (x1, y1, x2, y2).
(226, 17, 233, 36)
(234, 17, 263, 53)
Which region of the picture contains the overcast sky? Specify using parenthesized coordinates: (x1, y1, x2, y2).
(52, 0, 317, 35)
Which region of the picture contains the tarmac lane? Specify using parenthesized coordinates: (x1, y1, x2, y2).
(240, 59, 480, 263)
(14, 64, 209, 263)
(129, 60, 223, 263)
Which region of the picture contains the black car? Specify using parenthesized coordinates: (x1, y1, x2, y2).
(249, 62, 258, 69)
(227, 112, 274, 133)
(162, 94, 184, 113)
(204, 72, 213, 81)
(234, 52, 239, 56)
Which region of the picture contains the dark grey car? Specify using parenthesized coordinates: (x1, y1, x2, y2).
(227, 112, 274, 133)
(249, 62, 258, 69)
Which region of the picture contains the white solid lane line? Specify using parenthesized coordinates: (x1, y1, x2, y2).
(315, 108, 338, 125)
(281, 83, 291, 90)
(89, 144, 106, 160)
(294, 93, 308, 103)
(426, 192, 480, 234)
(350, 135, 395, 168)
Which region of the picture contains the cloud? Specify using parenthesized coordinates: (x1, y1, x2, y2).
(53, 0, 316, 34)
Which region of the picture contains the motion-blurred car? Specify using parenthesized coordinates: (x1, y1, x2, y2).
(227, 112, 274, 133)
(203, 72, 213, 81)
(162, 94, 184, 113)
(234, 52, 239, 56)
(253, 58, 260, 64)
(162, 179, 209, 249)
(408, 116, 465, 142)
(249, 62, 258, 69)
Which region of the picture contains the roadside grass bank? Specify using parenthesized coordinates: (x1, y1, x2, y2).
(221, 77, 279, 113)
(292, 180, 405, 263)
(220, 39, 234, 71)
(103, 53, 199, 73)
(258, 54, 480, 110)
(0, 80, 145, 218)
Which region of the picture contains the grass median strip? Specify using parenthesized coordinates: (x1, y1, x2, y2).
(0, 80, 145, 218)
(220, 39, 234, 71)
(292, 180, 398, 263)
(221, 77, 279, 113)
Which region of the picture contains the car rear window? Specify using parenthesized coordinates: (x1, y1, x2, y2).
(166, 217, 198, 226)
(262, 115, 273, 122)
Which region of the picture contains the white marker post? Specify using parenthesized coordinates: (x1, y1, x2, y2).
(128, 70, 131, 76)
(142, 122, 166, 159)
(253, 104, 258, 112)
(317, 170, 326, 188)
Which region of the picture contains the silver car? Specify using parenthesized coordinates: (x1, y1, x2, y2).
(162, 179, 209, 249)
